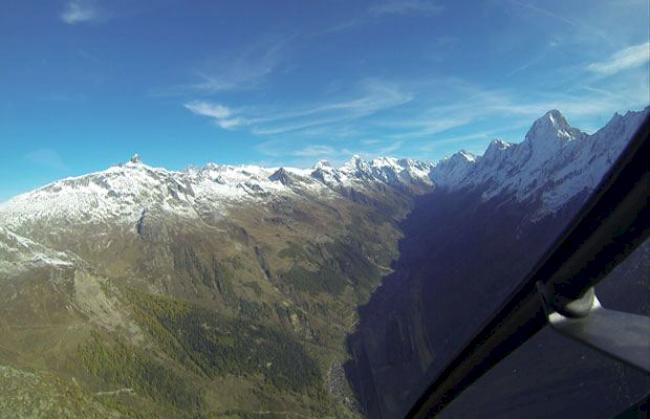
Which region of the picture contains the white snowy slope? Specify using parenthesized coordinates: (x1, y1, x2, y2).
(428, 150, 477, 186)
(0, 153, 434, 230)
(0, 107, 646, 231)
(429, 107, 649, 215)
(0, 226, 74, 274)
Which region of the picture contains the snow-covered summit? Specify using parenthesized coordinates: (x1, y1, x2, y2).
(430, 107, 649, 215)
(429, 150, 476, 186)
(525, 109, 584, 143)
(0, 108, 647, 231)
(0, 153, 434, 230)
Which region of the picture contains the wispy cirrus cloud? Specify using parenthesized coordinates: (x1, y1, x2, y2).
(159, 37, 289, 96)
(371, 68, 649, 145)
(186, 67, 648, 164)
(255, 141, 336, 160)
(255, 139, 406, 168)
(381, 115, 475, 140)
(184, 101, 242, 129)
(587, 42, 650, 76)
(507, 0, 611, 44)
(418, 127, 525, 153)
(192, 42, 285, 93)
(411, 78, 648, 155)
(375, 140, 404, 155)
(291, 145, 337, 158)
(60, 0, 103, 24)
(369, 0, 444, 17)
(321, 0, 444, 34)
(184, 79, 413, 135)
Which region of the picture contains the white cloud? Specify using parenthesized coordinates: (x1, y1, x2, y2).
(257, 80, 412, 134)
(186, 58, 647, 163)
(184, 101, 232, 119)
(160, 38, 289, 96)
(587, 42, 650, 76)
(376, 141, 403, 154)
(184, 101, 241, 130)
(384, 116, 474, 139)
(320, 0, 444, 34)
(361, 139, 383, 146)
(507, 0, 610, 44)
(249, 80, 411, 127)
(373, 70, 649, 144)
(254, 140, 283, 158)
(60, 0, 101, 24)
(184, 79, 412, 135)
(255, 140, 405, 167)
(291, 145, 336, 157)
(370, 0, 443, 17)
(251, 116, 354, 136)
(217, 118, 243, 129)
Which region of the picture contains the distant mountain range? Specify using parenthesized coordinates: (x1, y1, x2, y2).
(2, 108, 647, 233)
(0, 107, 648, 418)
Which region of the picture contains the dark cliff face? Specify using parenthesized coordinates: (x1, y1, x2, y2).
(344, 186, 649, 419)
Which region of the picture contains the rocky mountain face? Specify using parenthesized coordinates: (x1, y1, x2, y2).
(344, 107, 650, 419)
(0, 150, 429, 418)
(0, 107, 647, 418)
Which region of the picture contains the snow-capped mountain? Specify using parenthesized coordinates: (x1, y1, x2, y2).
(430, 107, 649, 215)
(345, 107, 650, 419)
(0, 151, 435, 231)
(1, 108, 647, 419)
(0, 107, 647, 233)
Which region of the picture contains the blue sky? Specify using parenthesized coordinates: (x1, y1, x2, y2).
(1, 0, 649, 201)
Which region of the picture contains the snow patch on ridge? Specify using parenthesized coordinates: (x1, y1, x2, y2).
(428, 107, 649, 215)
(0, 226, 74, 275)
(0, 107, 647, 231)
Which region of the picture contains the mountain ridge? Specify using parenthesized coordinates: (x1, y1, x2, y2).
(0, 107, 648, 418)
(2, 107, 648, 233)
